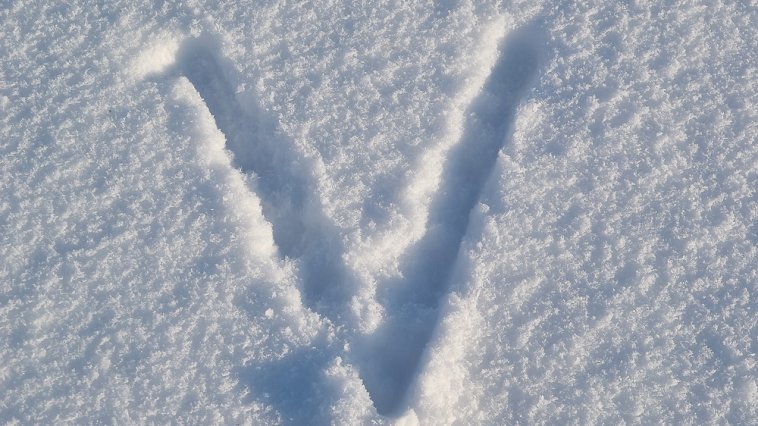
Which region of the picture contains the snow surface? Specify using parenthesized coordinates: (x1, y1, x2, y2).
(1, 0, 756, 424)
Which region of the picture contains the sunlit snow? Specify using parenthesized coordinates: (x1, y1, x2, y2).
(1, 1, 755, 424)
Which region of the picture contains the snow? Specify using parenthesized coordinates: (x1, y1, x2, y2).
(1, 0, 755, 424)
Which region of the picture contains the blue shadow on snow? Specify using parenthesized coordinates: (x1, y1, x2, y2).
(358, 26, 543, 416)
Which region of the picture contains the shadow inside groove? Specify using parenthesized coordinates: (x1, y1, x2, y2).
(171, 35, 353, 423)
(168, 28, 541, 418)
(359, 28, 542, 416)
(175, 36, 350, 317)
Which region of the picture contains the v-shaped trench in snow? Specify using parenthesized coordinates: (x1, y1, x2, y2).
(166, 29, 540, 418)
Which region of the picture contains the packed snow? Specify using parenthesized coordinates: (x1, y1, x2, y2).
(1, 0, 755, 424)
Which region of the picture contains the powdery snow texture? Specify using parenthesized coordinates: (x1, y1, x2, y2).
(1, 1, 755, 424)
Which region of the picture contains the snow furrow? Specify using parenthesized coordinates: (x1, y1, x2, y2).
(174, 35, 352, 321)
(359, 27, 542, 416)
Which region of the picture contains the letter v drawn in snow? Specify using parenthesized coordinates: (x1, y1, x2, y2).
(148, 27, 541, 419)
(358, 28, 542, 415)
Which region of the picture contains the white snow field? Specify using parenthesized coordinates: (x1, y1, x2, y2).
(1, 0, 756, 423)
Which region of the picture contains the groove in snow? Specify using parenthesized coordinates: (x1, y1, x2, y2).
(358, 28, 542, 416)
